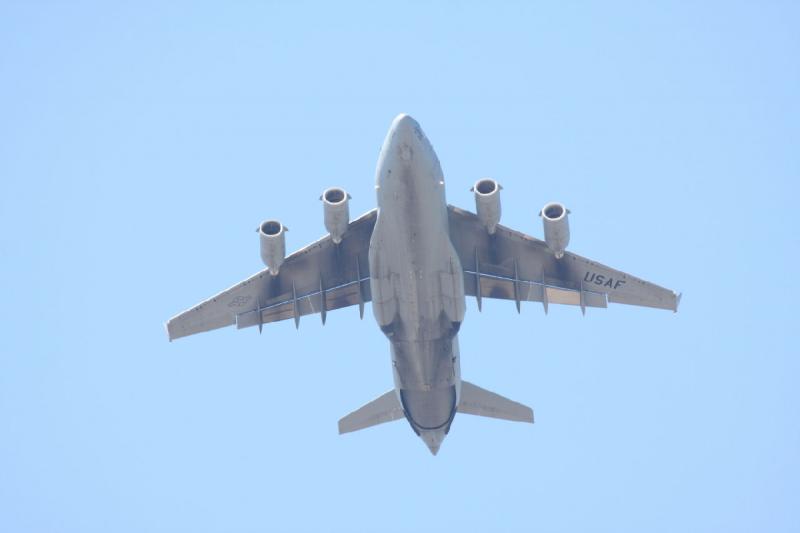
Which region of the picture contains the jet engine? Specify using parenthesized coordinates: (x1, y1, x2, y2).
(259, 220, 287, 275)
(322, 187, 351, 244)
(540, 202, 570, 259)
(472, 178, 502, 234)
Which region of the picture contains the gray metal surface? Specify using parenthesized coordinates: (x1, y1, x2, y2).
(448, 205, 680, 312)
(166, 209, 376, 340)
(338, 390, 405, 434)
(367, 114, 465, 454)
(457, 381, 534, 423)
(166, 113, 680, 455)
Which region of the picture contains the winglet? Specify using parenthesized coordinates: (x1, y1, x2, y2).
(674, 292, 682, 313)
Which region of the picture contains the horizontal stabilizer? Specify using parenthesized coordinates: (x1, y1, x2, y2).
(457, 381, 534, 423)
(338, 390, 405, 434)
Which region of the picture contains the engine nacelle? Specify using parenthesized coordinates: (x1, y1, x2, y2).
(259, 220, 287, 275)
(540, 202, 570, 259)
(322, 187, 351, 244)
(472, 178, 502, 234)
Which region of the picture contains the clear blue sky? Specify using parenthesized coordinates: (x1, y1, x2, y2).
(1, 2, 798, 532)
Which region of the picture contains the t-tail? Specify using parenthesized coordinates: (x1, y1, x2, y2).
(338, 381, 533, 455)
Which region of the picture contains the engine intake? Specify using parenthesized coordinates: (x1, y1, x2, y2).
(540, 202, 570, 259)
(259, 220, 287, 275)
(472, 178, 502, 234)
(322, 187, 351, 244)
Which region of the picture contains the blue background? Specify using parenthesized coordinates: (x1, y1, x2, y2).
(2, 2, 798, 532)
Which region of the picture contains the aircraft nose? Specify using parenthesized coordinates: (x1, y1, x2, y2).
(376, 113, 441, 189)
(420, 429, 447, 456)
(391, 113, 419, 137)
(389, 113, 423, 161)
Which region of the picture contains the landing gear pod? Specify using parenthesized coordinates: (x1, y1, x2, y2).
(259, 220, 287, 275)
(472, 178, 502, 234)
(540, 202, 570, 259)
(322, 187, 351, 244)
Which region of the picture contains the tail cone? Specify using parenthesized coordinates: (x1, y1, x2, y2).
(420, 429, 446, 456)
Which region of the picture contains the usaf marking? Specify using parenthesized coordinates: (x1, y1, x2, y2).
(584, 272, 626, 290)
(228, 295, 253, 308)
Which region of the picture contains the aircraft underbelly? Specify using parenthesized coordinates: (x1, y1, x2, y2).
(369, 165, 464, 392)
(366, 113, 468, 441)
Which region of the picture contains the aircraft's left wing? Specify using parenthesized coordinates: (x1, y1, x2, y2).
(447, 205, 680, 314)
(166, 209, 377, 341)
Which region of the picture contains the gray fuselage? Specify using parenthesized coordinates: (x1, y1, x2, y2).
(368, 114, 466, 454)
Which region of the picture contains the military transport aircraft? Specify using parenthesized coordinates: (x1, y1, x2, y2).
(166, 114, 680, 455)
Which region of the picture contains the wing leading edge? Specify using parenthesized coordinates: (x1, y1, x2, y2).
(447, 205, 680, 313)
(166, 209, 377, 341)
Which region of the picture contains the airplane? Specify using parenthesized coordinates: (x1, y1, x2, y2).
(166, 113, 680, 455)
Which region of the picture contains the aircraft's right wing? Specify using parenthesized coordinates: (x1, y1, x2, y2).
(447, 205, 680, 313)
(166, 209, 377, 341)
